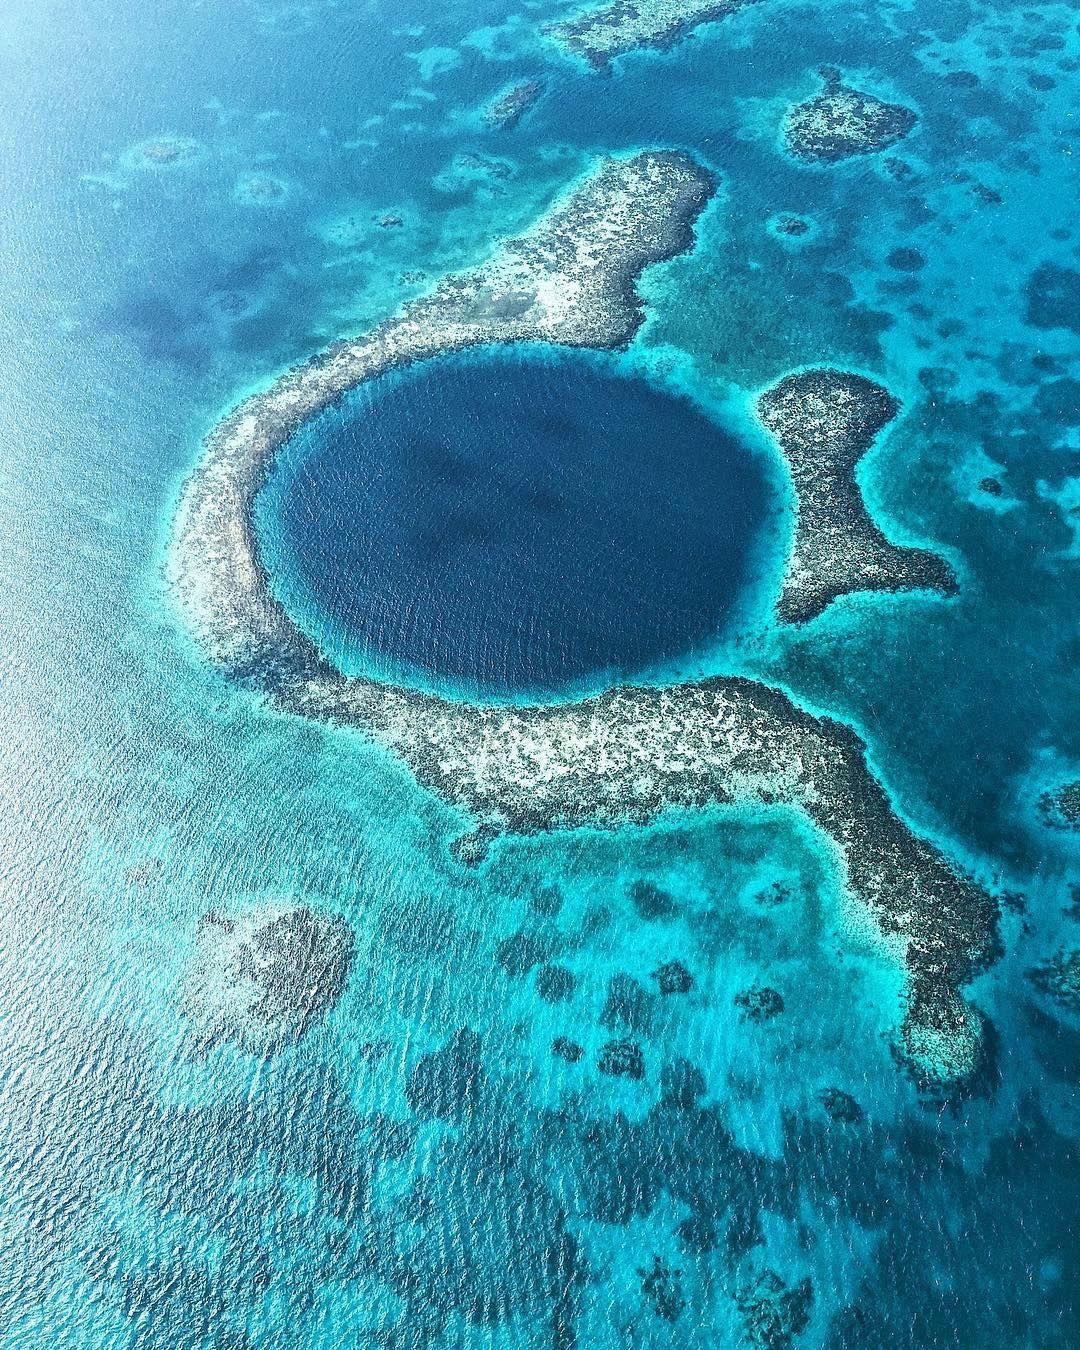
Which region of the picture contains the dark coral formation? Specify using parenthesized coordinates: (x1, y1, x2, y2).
(630, 877, 680, 920)
(600, 973, 655, 1035)
(405, 1028, 486, 1120)
(755, 880, 791, 907)
(886, 246, 926, 273)
(736, 1269, 814, 1349)
(536, 963, 576, 1004)
(651, 959, 695, 995)
(768, 212, 817, 245)
(660, 1057, 707, 1108)
(531, 884, 564, 917)
(1037, 779, 1080, 831)
(545, 0, 761, 69)
(485, 80, 544, 130)
(727, 1205, 766, 1258)
(1026, 950, 1080, 1014)
(756, 367, 957, 623)
(1025, 262, 1080, 335)
(552, 1036, 585, 1063)
(817, 1087, 865, 1124)
(676, 1215, 718, 1253)
(784, 68, 917, 164)
(597, 1038, 646, 1079)
(735, 984, 785, 1023)
(639, 1255, 686, 1321)
(392, 1109, 583, 1334)
(180, 901, 354, 1055)
(496, 931, 555, 976)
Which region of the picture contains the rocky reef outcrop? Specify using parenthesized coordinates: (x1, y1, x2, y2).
(180, 901, 354, 1055)
(756, 367, 957, 623)
(485, 80, 544, 130)
(784, 68, 917, 163)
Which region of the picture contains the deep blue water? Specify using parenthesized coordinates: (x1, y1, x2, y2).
(0, 0, 1078, 1346)
(263, 349, 776, 696)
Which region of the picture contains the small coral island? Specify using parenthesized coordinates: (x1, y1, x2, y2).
(546, 0, 759, 69)
(757, 369, 956, 623)
(170, 150, 997, 1085)
(784, 68, 917, 163)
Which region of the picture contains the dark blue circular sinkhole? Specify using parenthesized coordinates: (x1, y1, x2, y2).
(259, 348, 776, 698)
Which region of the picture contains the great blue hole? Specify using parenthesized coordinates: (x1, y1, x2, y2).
(257, 347, 778, 699)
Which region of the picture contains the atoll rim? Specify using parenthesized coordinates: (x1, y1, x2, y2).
(169, 151, 996, 1084)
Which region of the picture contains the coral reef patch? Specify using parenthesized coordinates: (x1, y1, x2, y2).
(735, 983, 785, 1023)
(639, 1255, 686, 1321)
(756, 368, 957, 623)
(405, 1027, 487, 1121)
(485, 80, 544, 130)
(1037, 779, 1080, 831)
(545, 0, 760, 69)
(597, 1038, 646, 1079)
(651, 959, 695, 995)
(1025, 262, 1080, 335)
(817, 1087, 864, 1124)
(179, 901, 354, 1055)
(784, 68, 917, 164)
(1026, 950, 1080, 1015)
(736, 1269, 814, 1349)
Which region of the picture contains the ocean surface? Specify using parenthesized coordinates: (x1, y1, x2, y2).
(259, 347, 778, 698)
(0, 0, 1077, 1346)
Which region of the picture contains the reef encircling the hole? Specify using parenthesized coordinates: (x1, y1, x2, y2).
(169, 149, 996, 1085)
(756, 367, 957, 624)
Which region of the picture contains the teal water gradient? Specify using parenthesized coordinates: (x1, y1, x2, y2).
(0, 0, 1077, 1345)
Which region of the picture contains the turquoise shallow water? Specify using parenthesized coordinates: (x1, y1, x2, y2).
(0, 0, 1078, 1346)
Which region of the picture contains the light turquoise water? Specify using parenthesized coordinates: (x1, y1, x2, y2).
(0, 0, 1077, 1345)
